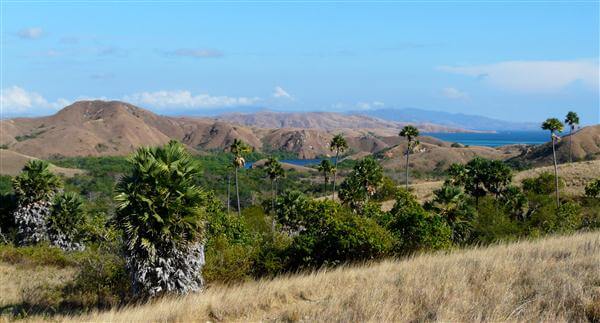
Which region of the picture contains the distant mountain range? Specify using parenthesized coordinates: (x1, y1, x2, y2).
(215, 111, 480, 134)
(348, 108, 540, 132)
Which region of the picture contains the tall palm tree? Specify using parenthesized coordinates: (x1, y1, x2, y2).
(264, 157, 285, 211)
(114, 141, 206, 298)
(12, 160, 62, 245)
(329, 134, 348, 200)
(542, 118, 564, 209)
(399, 125, 420, 189)
(564, 111, 580, 163)
(316, 159, 334, 196)
(230, 139, 251, 216)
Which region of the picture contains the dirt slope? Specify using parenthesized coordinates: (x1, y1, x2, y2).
(0, 150, 84, 177)
(508, 124, 600, 166)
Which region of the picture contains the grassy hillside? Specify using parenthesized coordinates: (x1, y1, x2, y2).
(29, 232, 597, 322)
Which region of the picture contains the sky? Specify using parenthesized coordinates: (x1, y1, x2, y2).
(1, 1, 599, 124)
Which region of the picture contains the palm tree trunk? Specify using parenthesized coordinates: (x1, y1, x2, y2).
(551, 134, 560, 209)
(227, 173, 231, 213)
(235, 167, 241, 216)
(332, 153, 339, 200)
(405, 143, 410, 189)
(271, 179, 275, 211)
(569, 126, 573, 163)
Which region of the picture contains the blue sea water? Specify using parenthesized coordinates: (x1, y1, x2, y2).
(423, 131, 549, 147)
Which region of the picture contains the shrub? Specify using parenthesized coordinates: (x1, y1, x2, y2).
(338, 156, 383, 212)
(585, 179, 600, 198)
(387, 189, 452, 254)
(522, 172, 564, 195)
(286, 204, 393, 269)
(470, 197, 521, 243)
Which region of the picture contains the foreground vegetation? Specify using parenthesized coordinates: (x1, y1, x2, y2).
(11, 232, 600, 322)
(0, 116, 599, 320)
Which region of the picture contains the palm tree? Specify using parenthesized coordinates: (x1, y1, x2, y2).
(12, 160, 62, 246)
(399, 125, 420, 189)
(329, 134, 348, 200)
(264, 157, 285, 211)
(230, 139, 251, 216)
(564, 111, 580, 163)
(316, 159, 334, 196)
(114, 141, 206, 298)
(47, 192, 86, 251)
(541, 118, 564, 209)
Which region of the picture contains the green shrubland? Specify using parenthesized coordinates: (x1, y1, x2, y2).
(1, 142, 599, 319)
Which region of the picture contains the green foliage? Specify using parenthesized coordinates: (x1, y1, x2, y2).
(425, 184, 475, 244)
(338, 156, 383, 211)
(541, 118, 564, 133)
(329, 134, 349, 155)
(286, 201, 393, 268)
(115, 141, 205, 260)
(0, 243, 80, 268)
(564, 111, 580, 128)
(373, 176, 398, 201)
(522, 172, 564, 195)
(388, 189, 452, 253)
(274, 190, 311, 232)
(15, 129, 46, 142)
(470, 198, 521, 244)
(585, 179, 600, 198)
(12, 160, 62, 203)
(448, 157, 512, 203)
(0, 175, 13, 194)
(48, 192, 87, 246)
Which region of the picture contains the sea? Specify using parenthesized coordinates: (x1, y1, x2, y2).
(423, 131, 549, 147)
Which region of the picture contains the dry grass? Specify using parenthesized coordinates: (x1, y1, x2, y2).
(42, 231, 600, 322)
(400, 160, 600, 205)
(0, 264, 75, 307)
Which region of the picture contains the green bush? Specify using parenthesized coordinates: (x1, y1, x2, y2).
(387, 190, 452, 254)
(522, 172, 564, 195)
(285, 200, 393, 269)
(585, 179, 600, 198)
(470, 198, 521, 243)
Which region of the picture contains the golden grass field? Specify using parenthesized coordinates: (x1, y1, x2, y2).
(5, 231, 594, 322)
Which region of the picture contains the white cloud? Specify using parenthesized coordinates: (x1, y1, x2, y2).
(355, 101, 385, 110)
(17, 27, 44, 39)
(123, 90, 260, 109)
(442, 87, 469, 100)
(1, 86, 69, 115)
(438, 59, 599, 93)
(166, 48, 223, 58)
(272, 86, 292, 99)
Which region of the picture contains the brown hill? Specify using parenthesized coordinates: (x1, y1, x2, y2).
(379, 136, 523, 174)
(216, 111, 481, 136)
(508, 125, 600, 166)
(0, 149, 84, 177)
(0, 101, 419, 159)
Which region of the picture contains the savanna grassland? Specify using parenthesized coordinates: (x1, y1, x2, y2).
(1, 118, 599, 322)
(7, 232, 599, 322)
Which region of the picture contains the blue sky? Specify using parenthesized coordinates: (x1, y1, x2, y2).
(1, 1, 599, 124)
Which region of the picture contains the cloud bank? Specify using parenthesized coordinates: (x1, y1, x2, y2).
(17, 27, 44, 39)
(273, 86, 292, 99)
(442, 87, 469, 100)
(438, 59, 599, 93)
(123, 90, 260, 109)
(1, 86, 69, 115)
